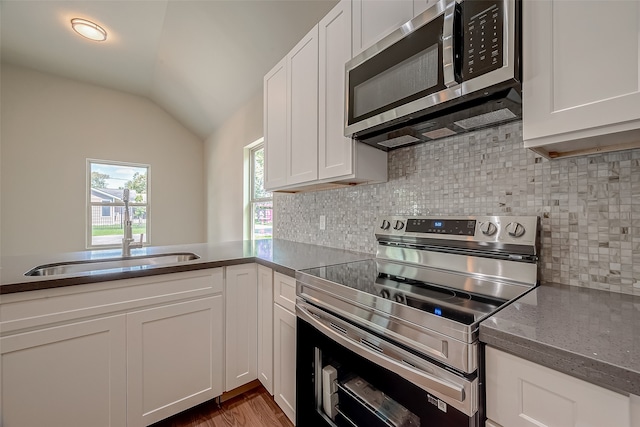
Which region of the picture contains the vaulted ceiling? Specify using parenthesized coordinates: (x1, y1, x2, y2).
(0, 0, 338, 139)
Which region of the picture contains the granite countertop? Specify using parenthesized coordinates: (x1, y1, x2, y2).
(5, 242, 638, 398)
(0, 239, 373, 294)
(480, 283, 640, 396)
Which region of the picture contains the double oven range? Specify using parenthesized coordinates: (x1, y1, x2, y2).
(296, 215, 540, 427)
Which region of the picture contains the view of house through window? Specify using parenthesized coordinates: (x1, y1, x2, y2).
(88, 160, 149, 248)
(250, 145, 272, 239)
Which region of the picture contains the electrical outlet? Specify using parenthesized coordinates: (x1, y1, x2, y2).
(320, 215, 326, 230)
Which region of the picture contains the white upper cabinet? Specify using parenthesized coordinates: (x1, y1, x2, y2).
(413, 0, 439, 17)
(287, 26, 320, 186)
(264, 58, 288, 190)
(264, 26, 319, 191)
(523, 0, 640, 158)
(319, 0, 354, 179)
(264, 0, 387, 193)
(352, 0, 414, 57)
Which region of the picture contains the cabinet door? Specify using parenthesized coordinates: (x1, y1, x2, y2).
(257, 264, 274, 395)
(486, 347, 631, 427)
(264, 57, 288, 190)
(413, 0, 438, 17)
(319, 0, 354, 180)
(273, 303, 297, 425)
(1, 315, 126, 427)
(225, 263, 258, 391)
(523, 0, 640, 156)
(352, 0, 414, 57)
(287, 25, 319, 186)
(127, 296, 224, 427)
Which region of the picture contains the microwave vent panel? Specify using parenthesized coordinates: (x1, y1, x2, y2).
(453, 108, 517, 130)
(422, 127, 457, 140)
(378, 135, 421, 148)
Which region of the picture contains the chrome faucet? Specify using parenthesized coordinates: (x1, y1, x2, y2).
(122, 188, 143, 257)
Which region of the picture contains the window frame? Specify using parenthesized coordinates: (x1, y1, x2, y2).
(86, 159, 151, 249)
(246, 140, 273, 240)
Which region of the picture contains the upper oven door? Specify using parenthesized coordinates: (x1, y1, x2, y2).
(344, 0, 461, 137)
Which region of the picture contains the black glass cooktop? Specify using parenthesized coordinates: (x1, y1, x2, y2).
(300, 259, 508, 325)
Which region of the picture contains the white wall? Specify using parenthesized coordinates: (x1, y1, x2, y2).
(0, 64, 205, 256)
(204, 92, 263, 243)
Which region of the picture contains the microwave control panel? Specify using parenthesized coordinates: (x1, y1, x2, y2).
(461, 0, 504, 79)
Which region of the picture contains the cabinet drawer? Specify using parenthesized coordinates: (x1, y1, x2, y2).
(1, 269, 224, 334)
(274, 272, 296, 312)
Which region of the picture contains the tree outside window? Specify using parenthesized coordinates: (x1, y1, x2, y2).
(250, 145, 272, 240)
(87, 159, 150, 248)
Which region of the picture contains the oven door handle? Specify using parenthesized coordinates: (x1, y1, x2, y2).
(297, 303, 466, 403)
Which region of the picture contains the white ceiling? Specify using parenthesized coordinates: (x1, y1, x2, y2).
(0, 0, 338, 139)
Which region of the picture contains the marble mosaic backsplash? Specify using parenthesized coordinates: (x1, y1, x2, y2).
(273, 122, 640, 295)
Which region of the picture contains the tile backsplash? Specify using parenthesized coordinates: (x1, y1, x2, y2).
(274, 122, 640, 295)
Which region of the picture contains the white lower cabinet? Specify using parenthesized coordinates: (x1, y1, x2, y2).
(257, 264, 274, 394)
(256, 269, 297, 424)
(1, 264, 301, 427)
(127, 296, 224, 427)
(0, 268, 224, 427)
(225, 263, 258, 391)
(486, 346, 633, 427)
(0, 315, 127, 427)
(273, 302, 297, 425)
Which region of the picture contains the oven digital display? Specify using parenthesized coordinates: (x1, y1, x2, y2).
(405, 219, 476, 235)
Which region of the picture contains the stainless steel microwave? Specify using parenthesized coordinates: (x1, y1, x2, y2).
(345, 0, 521, 150)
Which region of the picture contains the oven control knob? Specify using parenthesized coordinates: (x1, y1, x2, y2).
(480, 221, 497, 236)
(393, 293, 406, 304)
(379, 289, 390, 299)
(393, 220, 405, 230)
(506, 222, 526, 238)
(381, 220, 391, 230)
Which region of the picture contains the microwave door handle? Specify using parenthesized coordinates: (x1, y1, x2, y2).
(296, 303, 466, 403)
(442, 0, 457, 88)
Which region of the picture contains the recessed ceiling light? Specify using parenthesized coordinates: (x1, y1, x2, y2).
(71, 18, 107, 42)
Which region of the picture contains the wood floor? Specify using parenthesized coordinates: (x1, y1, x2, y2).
(150, 386, 294, 427)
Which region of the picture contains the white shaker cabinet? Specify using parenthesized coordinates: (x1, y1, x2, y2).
(257, 264, 274, 394)
(273, 272, 297, 425)
(225, 263, 258, 391)
(413, 0, 439, 17)
(288, 26, 320, 186)
(319, 0, 353, 180)
(523, 0, 640, 158)
(264, 57, 288, 190)
(127, 297, 224, 427)
(319, 0, 388, 185)
(264, 26, 319, 190)
(486, 346, 633, 427)
(265, 0, 387, 193)
(0, 315, 127, 427)
(351, 0, 414, 57)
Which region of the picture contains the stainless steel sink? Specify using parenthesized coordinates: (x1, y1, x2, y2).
(25, 252, 200, 276)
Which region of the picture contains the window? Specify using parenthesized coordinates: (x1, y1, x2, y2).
(87, 159, 150, 248)
(248, 143, 272, 240)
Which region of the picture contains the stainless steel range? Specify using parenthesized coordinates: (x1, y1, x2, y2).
(295, 215, 539, 427)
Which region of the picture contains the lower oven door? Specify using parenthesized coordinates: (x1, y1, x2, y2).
(296, 301, 479, 427)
